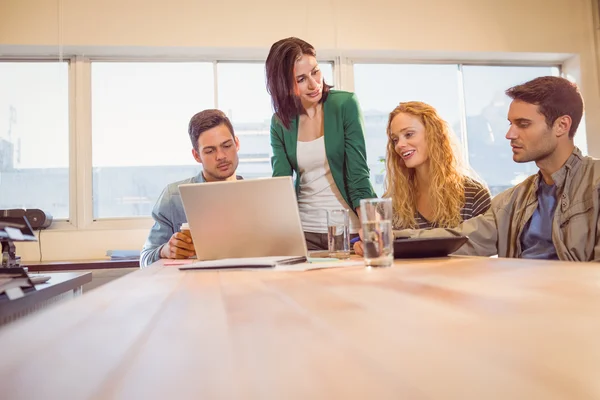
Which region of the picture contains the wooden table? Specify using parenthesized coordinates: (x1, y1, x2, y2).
(0, 272, 92, 326)
(1, 257, 599, 399)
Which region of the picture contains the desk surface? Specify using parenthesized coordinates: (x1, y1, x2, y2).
(1, 257, 600, 399)
(0, 272, 92, 322)
(23, 258, 139, 272)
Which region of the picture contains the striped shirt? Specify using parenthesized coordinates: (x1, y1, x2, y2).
(395, 178, 492, 229)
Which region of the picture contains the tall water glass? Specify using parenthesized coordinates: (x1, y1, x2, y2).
(359, 198, 394, 267)
(327, 209, 350, 259)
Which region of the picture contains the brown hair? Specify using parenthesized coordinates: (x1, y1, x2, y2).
(505, 76, 584, 138)
(265, 37, 333, 129)
(188, 109, 235, 152)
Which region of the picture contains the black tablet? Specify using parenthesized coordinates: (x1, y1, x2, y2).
(393, 236, 469, 259)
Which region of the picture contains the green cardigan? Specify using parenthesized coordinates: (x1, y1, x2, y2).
(270, 90, 377, 211)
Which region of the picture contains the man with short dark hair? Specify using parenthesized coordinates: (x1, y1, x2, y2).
(140, 109, 242, 267)
(356, 76, 600, 261)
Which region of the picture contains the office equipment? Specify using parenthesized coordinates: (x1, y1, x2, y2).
(179, 255, 308, 270)
(0, 272, 91, 325)
(179, 177, 307, 266)
(393, 236, 469, 258)
(106, 250, 140, 261)
(28, 274, 51, 284)
(0, 215, 37, 268)
(1, 209, 53, 230)
(23, 259, 139, 272)
(0, 268, 36, 300)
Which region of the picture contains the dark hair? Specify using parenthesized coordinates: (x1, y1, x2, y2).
(265, 37, 333, 129)
(505, 76, 584, 138)
(188, 109, 235, 151)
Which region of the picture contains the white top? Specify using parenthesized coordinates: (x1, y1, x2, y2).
(296, 136, 360, 233)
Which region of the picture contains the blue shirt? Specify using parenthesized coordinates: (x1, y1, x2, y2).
(520, 179, 559, 260)
(139, 172, 243, 267)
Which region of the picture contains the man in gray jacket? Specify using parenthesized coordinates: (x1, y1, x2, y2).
(140, 110, 242, 267)
(356, 76, 600, 261)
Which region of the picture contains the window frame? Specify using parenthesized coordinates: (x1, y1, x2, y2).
(0, 52, 573, 232)
(0, 57, 75, 230)
(82, 57, 336, 229)
(348, 57, 563, 195)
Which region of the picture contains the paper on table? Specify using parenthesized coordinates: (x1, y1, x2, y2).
(171, 257, 364, 271)
(276, 259, 364, 271)
(307, 257, 338, 262)
(164, 259, 196, 266)
(178, 256, 306, 270)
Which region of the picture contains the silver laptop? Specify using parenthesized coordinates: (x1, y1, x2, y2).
(178, 176, 308, 268)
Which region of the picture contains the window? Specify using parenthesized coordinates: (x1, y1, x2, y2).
(217, 62, 275, 179)
(353, 64, 462, 196)
(320, 62, 335, 90)
(462, 65, 562, 194)
(0, 61, 69, 219)
(354, 63, 573, 197)
(23, 58, 572, 223)
(91, 61, 333, 218)
(91, 62, 214, 218)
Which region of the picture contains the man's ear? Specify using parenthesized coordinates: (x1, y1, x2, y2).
(555, 115, 572, 139)
(192, 148, 202, 164)
(234, 136, 240, 151)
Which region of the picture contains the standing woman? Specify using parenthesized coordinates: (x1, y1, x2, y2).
(266, 37, 377, 250)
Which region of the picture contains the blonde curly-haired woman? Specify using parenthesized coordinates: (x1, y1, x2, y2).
(355, 101, 491, 255)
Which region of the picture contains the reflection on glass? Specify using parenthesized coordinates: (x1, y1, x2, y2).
(90, 61, 332, 218)
(218, 62, 274, 180)
(91, 62, 214, 218)
(354, 64, 462, 196)
(0, 62, 69, 218)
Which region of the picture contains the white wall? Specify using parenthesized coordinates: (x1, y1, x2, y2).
(2, 0, 599, 261)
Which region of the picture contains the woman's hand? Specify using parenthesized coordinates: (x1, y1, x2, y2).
(353, 228, 364, 256)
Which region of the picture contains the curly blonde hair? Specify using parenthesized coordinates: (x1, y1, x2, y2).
(384, 101, 466, 229)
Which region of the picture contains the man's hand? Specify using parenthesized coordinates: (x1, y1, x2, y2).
(160, 231, 196, 259)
